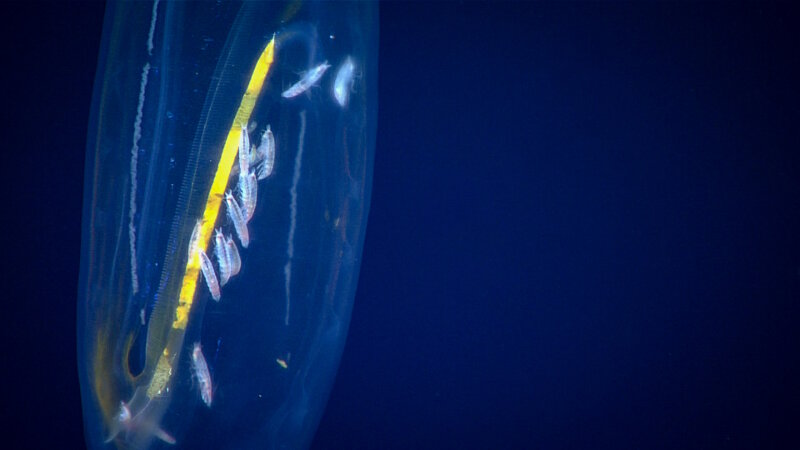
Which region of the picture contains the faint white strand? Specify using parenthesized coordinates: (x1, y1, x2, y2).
(146, 0, 160, 55)
(129, 62, 150, 294)
(129, 2, 159, 295)
(284, 111, 306, 326)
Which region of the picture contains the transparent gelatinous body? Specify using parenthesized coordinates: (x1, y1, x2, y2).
(76, 2, 377, 449)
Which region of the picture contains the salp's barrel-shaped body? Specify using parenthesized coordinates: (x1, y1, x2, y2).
(77, 2, 377, 449)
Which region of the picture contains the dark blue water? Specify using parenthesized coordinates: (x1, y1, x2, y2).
(2, 2, 798, 449)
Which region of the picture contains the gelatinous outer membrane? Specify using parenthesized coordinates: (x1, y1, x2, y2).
(77, 2, 377, 449)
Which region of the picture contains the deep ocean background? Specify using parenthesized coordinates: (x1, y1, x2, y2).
(1, 2, 799, 449)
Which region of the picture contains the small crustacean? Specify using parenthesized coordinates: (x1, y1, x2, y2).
(191, 343, 213, 407)
(225, 191, 249, 248)
(225, 235, 241, 277)
(255, 125, 275, 180)
(214, 228, 231, 286)
(225, 236, 242, 276)
(281, 61, 331, 98)
(187, 219, 202, 260)
(198, 248, 220, 301)
(238, 124, 250, 176)
(238, 170, 258, 223)
(332, 56, 355, 108)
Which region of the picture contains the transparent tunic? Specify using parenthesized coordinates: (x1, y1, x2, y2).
(76, 2, 377, 448)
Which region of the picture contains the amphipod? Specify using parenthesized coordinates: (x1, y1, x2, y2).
(256, 125, 275, 180)
(281, 61, 331, 98)
(191, 343, 214, 407)
(225, 191, 249, 248)
(225, 235, 242, 277)
(238, 124, 250, 175)
(187, 219, 202, 260)
(332, 56, 355, 107)
(198, 248, 221, 301)
(238, 170, 258, 223)
(214, 228, 231, 286)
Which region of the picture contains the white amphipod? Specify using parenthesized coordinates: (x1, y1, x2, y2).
(191, 343, 213, 407)
(238, 124, 250, 175)
(332, 56, 355, 108)
(197, 248, 220, 301)
(214, 228, 231, 286)
(225, 191, 249, 248)
(249, 126, 265, 165)
(187, 219, 202, 260)
(225, 235, 241, 277)
(238, 170, 258, 223)
(281, 61, 331, 98)
(256, 125, 275, 180)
